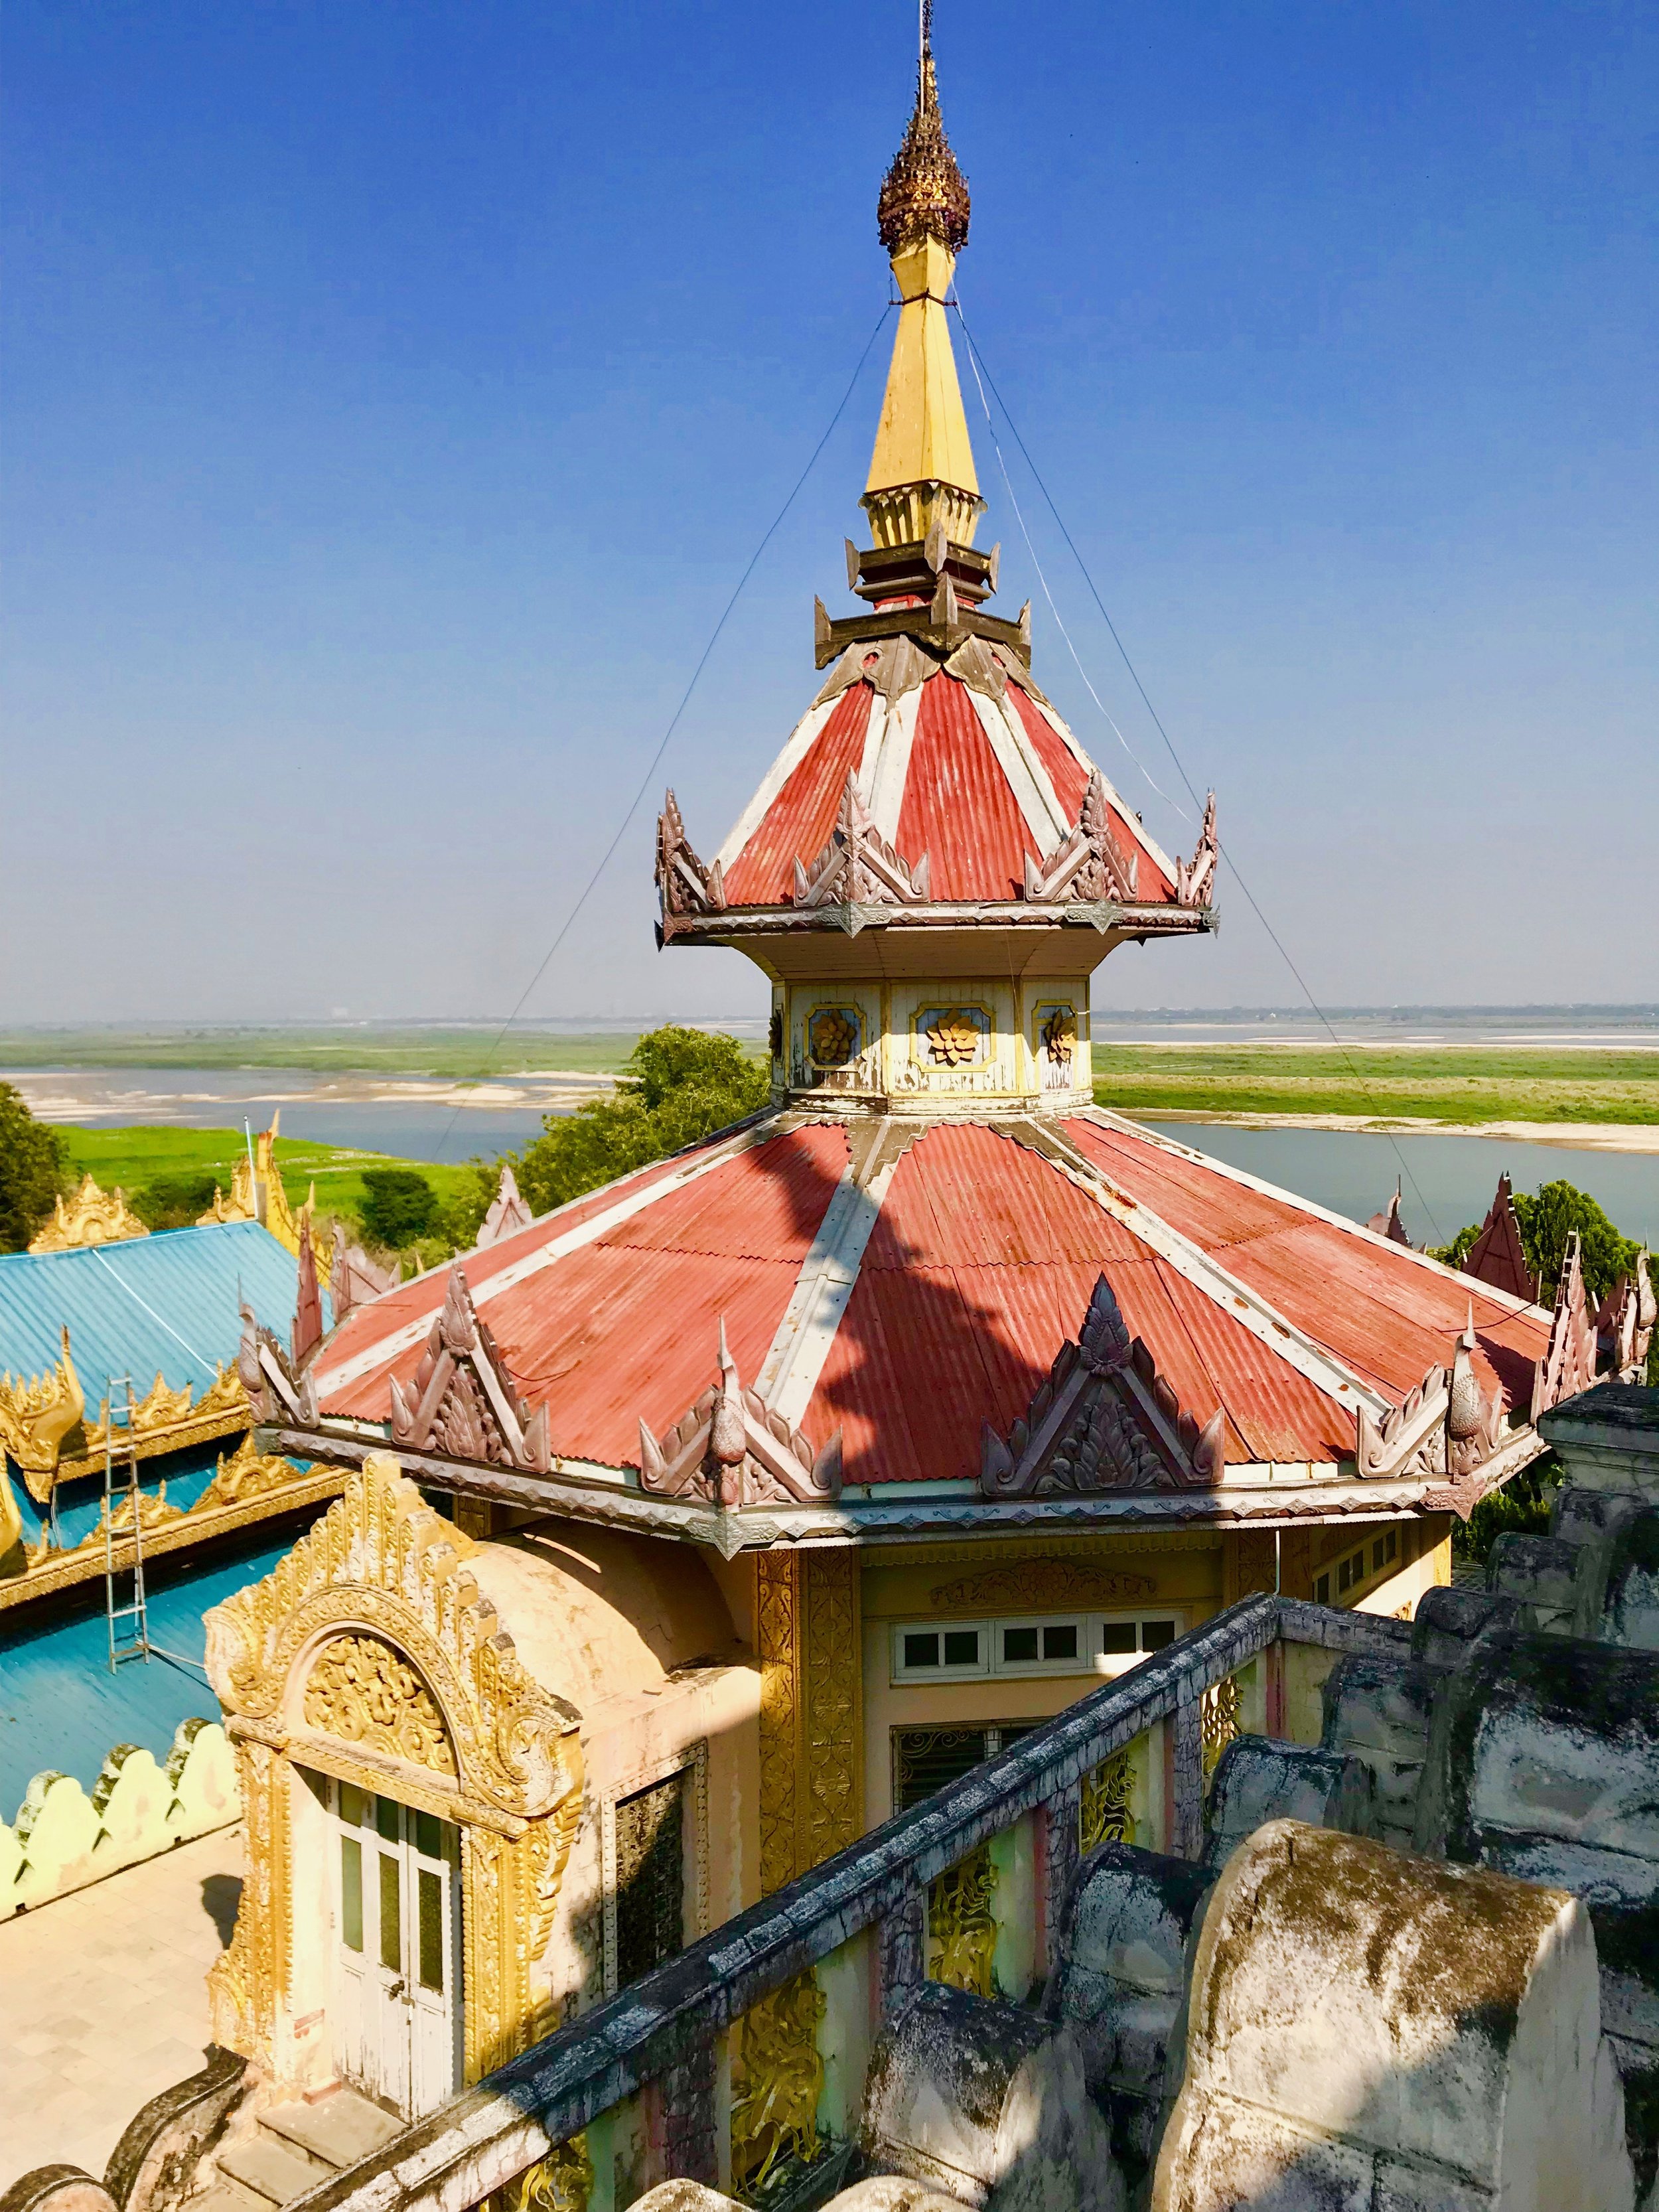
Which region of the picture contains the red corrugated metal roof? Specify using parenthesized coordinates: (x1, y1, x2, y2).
(805, 1124, 1354, 1479)
(321, 1126, 849, 1464)
(1060, 1119, 1550, 1412)
(723, 683, 874, 906)
(1005, 683, 1175, 899)
(897, 675, 1038, 901)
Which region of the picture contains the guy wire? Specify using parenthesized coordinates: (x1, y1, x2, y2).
(950, 295, 1447, 1244)
(430, 301, 895, 1163)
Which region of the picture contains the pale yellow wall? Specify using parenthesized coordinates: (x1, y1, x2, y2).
(785, 972, 1096, 1109)
(859, 1539, 1224, 1828)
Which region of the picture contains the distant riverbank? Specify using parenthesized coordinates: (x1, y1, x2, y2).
(1136, 1108, 1659, 1156)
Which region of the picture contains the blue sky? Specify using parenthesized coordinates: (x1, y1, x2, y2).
(5, 0, 1654, 1023)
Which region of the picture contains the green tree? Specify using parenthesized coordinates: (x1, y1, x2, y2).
(360, 1167, 440, 1247)
(0, 1082, 67, 1251)
(1432, 1177, 1640, 1304)
(514, 1025, 769, 1215)
(131, 1171, 220, 1231)
(1510, 1180, 1639, 1303)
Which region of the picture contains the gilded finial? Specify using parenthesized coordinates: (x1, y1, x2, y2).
(877, 0, 970, 258)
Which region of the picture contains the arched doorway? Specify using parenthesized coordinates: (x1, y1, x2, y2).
(204, 1455, 584, 2107)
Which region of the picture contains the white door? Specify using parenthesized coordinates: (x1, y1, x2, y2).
(331, 1781, 463, 2116)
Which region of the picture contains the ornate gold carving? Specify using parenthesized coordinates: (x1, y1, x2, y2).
(198, 1154, 256, 1224)
(196, 1434, 307, 1509)
(1201, 1676, 1241, 1787)
(206, 1454, 585, 2087)
(303, 1635, 456, 1775)
(929, 1561, 1155, 1612)
(919, 1005, 989, 1067)
(928, 1843, 997, 1996)
(756, 1550, 862, 1897)
(807, 1007, 859, 1069)
(878, 37, 970, 258)
(207, 1455, 579, 1814)
(730, 1969, 827, 2197)
(29, 1174, 149, 1253)
(503, 2138, 593, 2212)
(0, 1327, 86, 1488)
(802, 1551, 861, 1870)
(1079, 1749, 1135, 1854)
(757, 1552, 800, 1896)
(210, 1736, 285, 2058)
(1, 1453, 342, 1611)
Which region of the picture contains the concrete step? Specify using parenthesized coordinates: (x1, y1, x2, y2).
(187, 2190, 257, 2212)
(260, 2092, 405, 2173)
(216, 2134, 327, 2210)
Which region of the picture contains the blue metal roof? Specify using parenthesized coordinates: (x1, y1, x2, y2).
(0, 1220, 325, 1393)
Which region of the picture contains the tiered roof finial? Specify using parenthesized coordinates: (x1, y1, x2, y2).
(877, 1, 971, 257)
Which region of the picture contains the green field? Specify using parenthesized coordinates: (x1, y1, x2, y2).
(1092, 1046, 1659, 1127)
(0, 1025, 658, 1078)
(56, 1124, 483, 1226)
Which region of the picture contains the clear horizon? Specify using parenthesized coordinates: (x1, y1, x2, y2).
(5, 1, 1654, 1022)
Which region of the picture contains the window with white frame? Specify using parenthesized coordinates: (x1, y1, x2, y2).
(1313, 1526, 1401, 1607)
(891, 1609, 1186, 1684)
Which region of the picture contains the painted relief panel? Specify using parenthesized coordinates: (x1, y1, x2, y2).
(790, 989, 880, 1096)
(1024, 981, 1091, 1096)
(889, 982, 1016, 1098)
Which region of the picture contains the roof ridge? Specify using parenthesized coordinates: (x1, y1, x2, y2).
(999, 1117, 1388, 1419)
(1080, 1107, 1546, 1319)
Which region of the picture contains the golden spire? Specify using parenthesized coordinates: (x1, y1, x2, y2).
(863, 2, 983, 551)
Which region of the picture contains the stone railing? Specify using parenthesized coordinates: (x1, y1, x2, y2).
(285, 1593, 1409, 2212)
(1, 1718, 238, 1919)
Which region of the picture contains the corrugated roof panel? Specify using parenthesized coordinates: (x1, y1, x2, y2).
(321, 1129, 845, 1458)
(897, 674, 1037, 901)
(864, 1124, 1145, 1271)
(723, 684, 875, 906)
(316, 1131, 746, 1383)
(601, 1125, 848, 1260)
(806, 1126, 1352, 1479)
(0, 1221, 313, 1396)
(1062, 1119, 1551, 1411)
(1005, 684, 1175, 898)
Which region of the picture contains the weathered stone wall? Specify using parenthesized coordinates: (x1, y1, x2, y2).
(1152, 1820, 1636, 2212)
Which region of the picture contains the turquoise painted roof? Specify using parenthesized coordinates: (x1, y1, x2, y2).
(0, 1220, 325, 1395)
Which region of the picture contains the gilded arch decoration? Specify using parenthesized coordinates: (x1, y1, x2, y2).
(204, 1452, 585, 2086)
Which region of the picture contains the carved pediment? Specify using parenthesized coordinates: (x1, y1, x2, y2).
(1023, 771, 1139, 906)
(388, 1266, 551, 1474)
(1356, 1309, 1508, 1483)
(1461, 1173, 1538, 1305)
(656, 788, 726, 918)
(332, 1236, 399, 1318)
(291, 1219, 324, 1368)
(638, 1320, 841, 1507)
(477, 1164, 533, 1248)
(1530, 1232, 1599, 1420)
(1175, 793, 1218, 908)
(792, 774, 930, 911)
(979, 1273, 1225, 1499)
(0, 1327, 86, 1483)
(240, 1303, 319, 1430)
(29, 1173, 149, 1253)
(1597, 1252, 1654, 1381)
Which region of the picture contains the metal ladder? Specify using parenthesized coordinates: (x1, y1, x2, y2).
(104, 1374, 151, 1670)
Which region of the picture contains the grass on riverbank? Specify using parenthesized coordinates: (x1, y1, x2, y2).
(1, 1027, 662, 1078)
(55, 1125, 483, 1227)
(1093, 1046, 1659, 1126)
